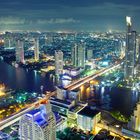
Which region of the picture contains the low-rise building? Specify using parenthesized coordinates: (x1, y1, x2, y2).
(77, 106, 101, 132)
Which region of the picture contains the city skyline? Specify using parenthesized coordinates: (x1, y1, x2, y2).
(0, 1, 140, 139)
(0, 0, 140, 31)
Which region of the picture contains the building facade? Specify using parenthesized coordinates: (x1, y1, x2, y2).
(127, 101, 140, 132)
(55, 50, 63, 77)
(34, 38, 39, 61)
(19, 103, 56, 140)
(16, 40, 25, 63)
(124, 17, 137, 79)
(72, 43, 85, 68)
(77, 106, 101, 132)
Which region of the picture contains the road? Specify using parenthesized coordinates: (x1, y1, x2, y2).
(0, 63, 121, 130)
(65, 63, 121, 91)
(0, 91, 56, 130)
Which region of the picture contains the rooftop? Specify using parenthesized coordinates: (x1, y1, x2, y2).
(78, 106, 100, 118)
(26, 108, 48, 128)
(50, 97, 71, 105)
(35, 118, 48, 128)
(27, 109, 41, 116)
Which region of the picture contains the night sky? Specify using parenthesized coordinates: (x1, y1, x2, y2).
(0, 0, 140, 31)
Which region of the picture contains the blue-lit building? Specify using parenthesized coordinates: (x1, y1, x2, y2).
(19, 103, 56, 140)
(0, 131, 11, 140)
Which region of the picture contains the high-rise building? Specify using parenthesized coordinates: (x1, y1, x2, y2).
(16, 40, 25, 63)
(55, 50, 63, 77)
(87, 49, 93, 60)
(127, 101, 140, 132)
(19, 102, 56, 140)
(136, 40, 140, 77)
(124, 16, 136, 79)
(34, 39, 39, 61)
(72, 43, 85, 68)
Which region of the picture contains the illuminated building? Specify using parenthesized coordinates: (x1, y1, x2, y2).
(34, 38, 39, 61)
(50, 97, 75, 116)
(0, 131, 11, 139)
(55, 112, 67, 131)
(122, 101, 140, 139)
(124, 16, 137, 79)
(19, 103, 56, 140)
(56, 86, 80, 101)
(55, 50, 63, 77)
(60, 74, 72, 87)
(63, 67, 82, 77)
(128, 101, 140, 132)
(77, 106, 101, 132)
(0, 83, 6, 97)
(67, 105, 86, 127)
(136, 39, 140, 77)
(16, 40, 25, 63)
(72, 43, 85, 68)
(87, 49, 93, 60)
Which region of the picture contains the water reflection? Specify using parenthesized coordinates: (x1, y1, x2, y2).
(0, 61, 54, 93)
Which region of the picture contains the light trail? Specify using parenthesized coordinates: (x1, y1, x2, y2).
(66, 63, 121, 91)
(0, 91, 56, 130)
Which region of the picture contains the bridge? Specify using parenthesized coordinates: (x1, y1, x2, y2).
(0, 63, 121, 130)
(0, 91, 56, 130)
(65, 63, 121, 91)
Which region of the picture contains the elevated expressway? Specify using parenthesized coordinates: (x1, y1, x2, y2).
(0, 91, 56, 130)
(65, 63, 121, 91)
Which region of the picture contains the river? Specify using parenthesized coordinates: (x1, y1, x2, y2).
(0, 60, 139, 117)
(0, 60, 55, 93)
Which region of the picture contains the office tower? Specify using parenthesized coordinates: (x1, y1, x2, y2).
(19, 102, 56, 140)
(120, 40, 125, 59)
(16, 40, 25, 63)
(124, 17, 136, 79)
(55, 50, 63, 77)
(72, 44, 78, 67)
(72, 43, 85, 68)
(34, 39, 39, 61)
(87, 49, 93, 60)
(136, 40, 140, 77)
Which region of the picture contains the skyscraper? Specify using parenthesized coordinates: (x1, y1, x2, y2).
(87, 48, 93, 60)
(19, 102, 56, 140)
(136, 39, 140, 77)
(34, 39, 39, 61)
(72, 43, 85, 68)
(127, 101, 140, 132)
(16, 40, 25, 63)
(124, 16, 136, 79)
(55, 50, 63, 77)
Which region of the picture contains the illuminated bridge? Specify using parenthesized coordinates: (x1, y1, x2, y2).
(0, 91, 56, 130)
(65, 63, 121, 91)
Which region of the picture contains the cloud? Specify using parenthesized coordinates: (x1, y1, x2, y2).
(0, 17, 25, 25)
(0, 17, 79, 26)
(62, 2, 140, 17)
(0, 2, 140, 31)
(36, 18, 79, 24)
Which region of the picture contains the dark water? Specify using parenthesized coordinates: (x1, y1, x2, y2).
(98, 86, 139, 117)
(0, 61, 139, 117)
(0, 61, 54, 93)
